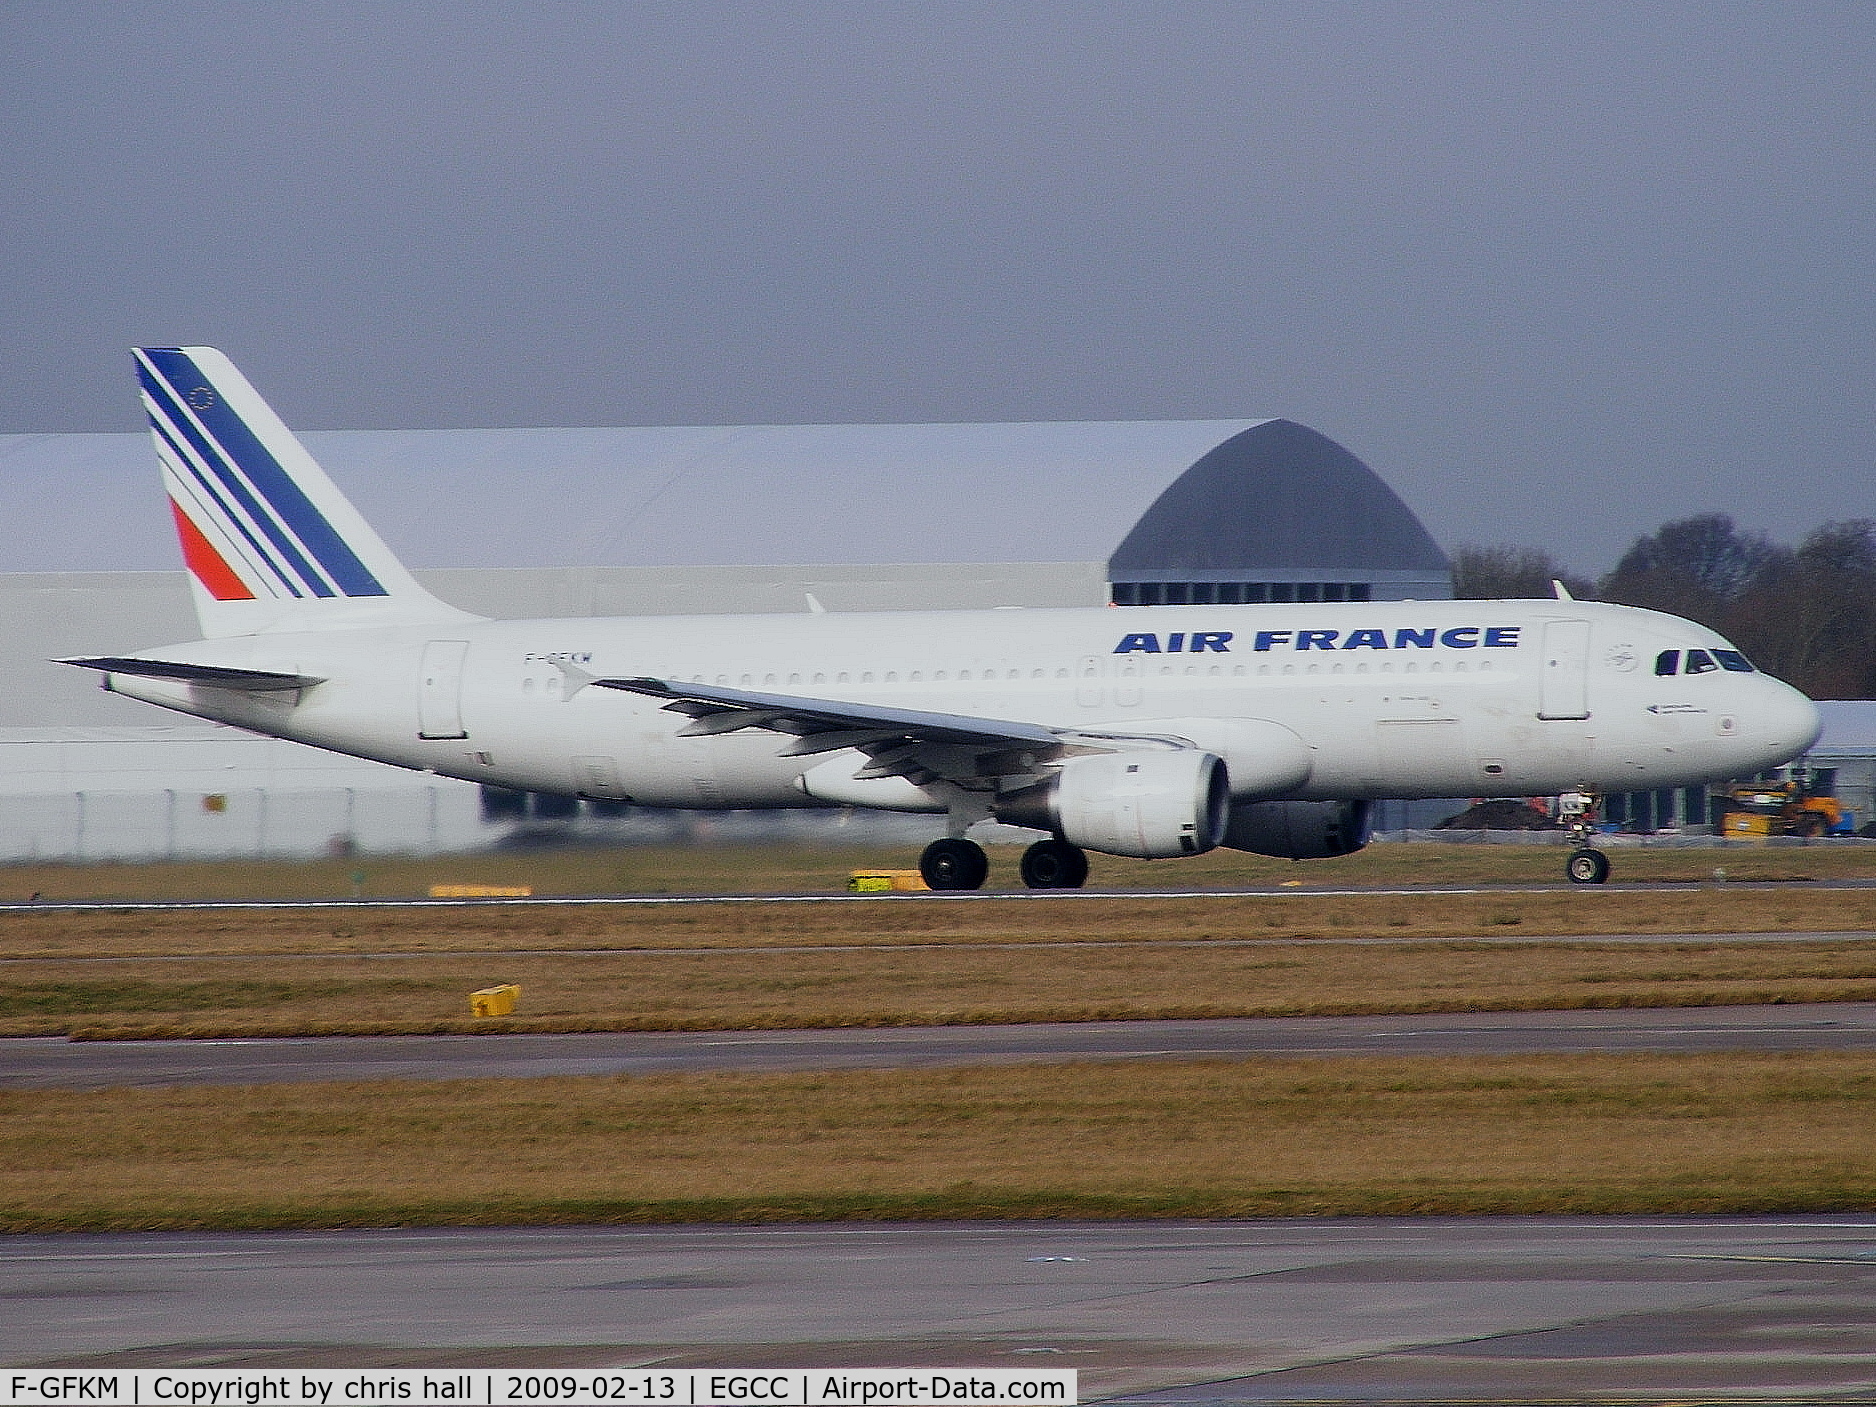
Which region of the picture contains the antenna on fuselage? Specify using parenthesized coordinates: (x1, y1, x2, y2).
(1552, 580, 1575, 600)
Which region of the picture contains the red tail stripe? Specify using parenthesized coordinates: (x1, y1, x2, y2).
(169, 498, 255, 601)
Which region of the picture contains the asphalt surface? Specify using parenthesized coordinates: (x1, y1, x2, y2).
(6, 1218, 1876, 1402)
(6, 876, 1876, 913)
(7, 1003, 1876, 1090)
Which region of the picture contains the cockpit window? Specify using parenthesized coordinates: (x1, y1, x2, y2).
(1714, 649, 1755, 673)
(1684, 649, 1718, 674)
(1654, 650, 1679, 676)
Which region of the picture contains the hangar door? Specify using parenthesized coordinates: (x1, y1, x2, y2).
(1537, 620, 1591, 721)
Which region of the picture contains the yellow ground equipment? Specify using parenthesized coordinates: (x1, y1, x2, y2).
(847, 869, 932, 893)
(469, 984, 521, 1017)
(1718, 780, 1849, 839)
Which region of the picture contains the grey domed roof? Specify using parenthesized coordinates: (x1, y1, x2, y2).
(1109, 419, 1451, 580)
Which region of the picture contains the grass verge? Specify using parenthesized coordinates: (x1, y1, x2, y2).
(2, 840, 1875, 904)
(3, 938, 1874, 1039)
(4, 1053, 1874, 1231)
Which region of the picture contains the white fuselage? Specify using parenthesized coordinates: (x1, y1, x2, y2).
(102, 597, 1821, 810)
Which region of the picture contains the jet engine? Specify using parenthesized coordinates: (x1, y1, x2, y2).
(995, 749, 1230, 859)
(1223, 799, 1373, 859)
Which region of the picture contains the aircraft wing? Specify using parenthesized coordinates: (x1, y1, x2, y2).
(595, 676, 1103, 788)
(59, 657, 326, 692)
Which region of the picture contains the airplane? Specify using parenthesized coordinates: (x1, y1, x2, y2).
(62, 347, 1822, 890)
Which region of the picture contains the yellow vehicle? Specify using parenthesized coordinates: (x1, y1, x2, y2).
(1718, 778, 1849, 838)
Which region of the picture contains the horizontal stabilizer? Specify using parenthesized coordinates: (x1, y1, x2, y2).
(58, 656, 325, 692)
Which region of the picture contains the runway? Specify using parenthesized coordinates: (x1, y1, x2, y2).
(5, 1217, 1876, 1401)
(6, 876, 1876, 914)
(8, 1003, 1876, 1090)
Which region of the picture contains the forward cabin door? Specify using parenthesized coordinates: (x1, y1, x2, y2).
(1537, 620, 1591, 720)
(418, 639, 470, 739)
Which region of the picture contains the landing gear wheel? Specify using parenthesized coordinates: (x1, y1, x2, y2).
(1566, 847, 1611, 885)
(1020, 838, 1089, 890)
(920, 837, 989, 891)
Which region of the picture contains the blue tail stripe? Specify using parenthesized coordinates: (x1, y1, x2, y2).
(138, 360, 336, 599)
(149, 413, 301, 599)
(141, 350, 388, 598)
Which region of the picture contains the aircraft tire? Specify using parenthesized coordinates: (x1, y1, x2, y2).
(1019, 838, 1089, 889)
(921, 837, 990, 891)
(1566, 847, 1612, 885)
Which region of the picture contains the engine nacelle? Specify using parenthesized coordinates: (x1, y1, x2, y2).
(995, 750, 1230, 859)
(1223, 799, 1373, 859)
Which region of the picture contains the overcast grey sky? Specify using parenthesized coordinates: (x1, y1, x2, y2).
(4, 1, 1872, 574)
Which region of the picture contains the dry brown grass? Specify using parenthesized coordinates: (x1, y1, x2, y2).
(5, 937, 1876, 1040)
(6, 877, 1876, 1036)
(7, 884, 1876, 965)
(4, 1052, 1872, 1231)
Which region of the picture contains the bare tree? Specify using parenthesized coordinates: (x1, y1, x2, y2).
(1598, 514, 1786, 623)
(1732, 521, 1876, 698)
(1452, 545, 1593, 600)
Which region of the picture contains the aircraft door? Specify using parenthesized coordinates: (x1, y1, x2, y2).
(1537, 620, 1591, 720)
(1075, 656, 1105, 707)
(418, 639, 470, 739)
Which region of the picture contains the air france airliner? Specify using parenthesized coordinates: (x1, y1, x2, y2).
(64, 348, 1822, 889)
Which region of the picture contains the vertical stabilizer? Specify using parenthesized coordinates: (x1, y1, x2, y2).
(135, 346, 477, 637)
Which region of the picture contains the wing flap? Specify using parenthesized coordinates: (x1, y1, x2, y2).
(595, 677, 1063, 751)
(589, 677, 1210, 797)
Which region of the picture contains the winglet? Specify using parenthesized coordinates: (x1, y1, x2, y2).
(1552, 579, 1575, 600)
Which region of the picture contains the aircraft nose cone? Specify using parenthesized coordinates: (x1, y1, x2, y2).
(1758, 681, 1822, 763)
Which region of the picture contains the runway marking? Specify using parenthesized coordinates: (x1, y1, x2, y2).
(5, 881, 1864, 916)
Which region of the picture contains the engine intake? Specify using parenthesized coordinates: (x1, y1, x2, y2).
(996, 750, 1230, 859)
(1223, 799, 1373, 859)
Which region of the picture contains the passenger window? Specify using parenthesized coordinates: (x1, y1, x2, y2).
(1685, 650, 1717, 674)
(1654, 651, 1679, 676)
(1714, 649, 1755, 673)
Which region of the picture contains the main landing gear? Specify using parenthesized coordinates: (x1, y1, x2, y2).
(1019, 837, 1089, 889)
(917, 836, 1091, 891)
(919, 836, 990, 891)
(1557, 790, 1612, 885)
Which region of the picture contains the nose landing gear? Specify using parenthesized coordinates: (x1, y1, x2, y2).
(1557, 790, 1611, 884)
(1566, 846, 1612, 884)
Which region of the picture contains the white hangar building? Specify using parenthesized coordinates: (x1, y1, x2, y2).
(0, 415, 1458, 859)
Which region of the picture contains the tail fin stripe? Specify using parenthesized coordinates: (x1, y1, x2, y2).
(137, 358, 338, 599)
(144, 349, 388, 598)
(172, 373, 388, 596)
(132, 344, 474, 639)
(168, 498, 257, 602)
(150, 412, 303, 599)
